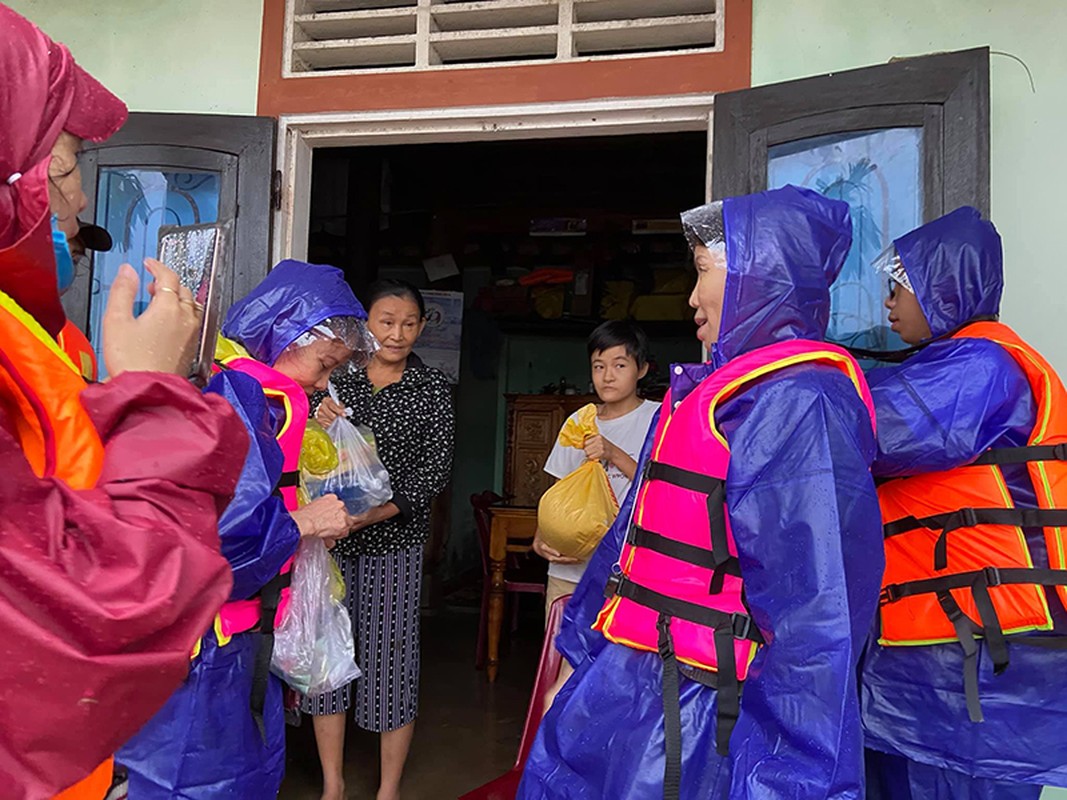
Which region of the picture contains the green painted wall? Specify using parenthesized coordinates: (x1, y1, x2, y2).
(752, 0, 1067, 375)
(7, 0, 264, 114)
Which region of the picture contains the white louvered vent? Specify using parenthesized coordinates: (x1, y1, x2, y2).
(287, 0, 721, 74)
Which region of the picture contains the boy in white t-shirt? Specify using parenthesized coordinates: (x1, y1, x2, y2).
(533, 321, 659, 616)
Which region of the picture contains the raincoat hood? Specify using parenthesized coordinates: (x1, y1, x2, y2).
(714, 185, 852, 365)
(0, 3, 128, 335)
(222, 260, 367, 366)
(894, 206, 1003, 339)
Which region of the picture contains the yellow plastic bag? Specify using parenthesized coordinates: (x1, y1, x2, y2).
(538, 404, 619, 560)
(559, 403, 599, 448)
(538, 461, 619, 560)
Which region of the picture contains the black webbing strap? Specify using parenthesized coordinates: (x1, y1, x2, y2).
(608, 576, 764, 644)
(881, 566, 1067, 604)
(884, 567, 1014, 724)
(971, 579, 1009, 676)
(645, 460, 721, 494)
(712, 626, 740, 756)
(884, 507, 1067, 571)
(657, 614, 682, 800)
(629, 526, 742, 581)
(972, 443, 1067, 466)
(705, 480, 734, 595)
(643, 462, 734, 595)
(936, 590, 984, 723)
(250, 571, 289, 742)
(277, 470, 301, 489)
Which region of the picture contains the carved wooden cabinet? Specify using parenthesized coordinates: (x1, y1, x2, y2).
(503, 394, 598, 507)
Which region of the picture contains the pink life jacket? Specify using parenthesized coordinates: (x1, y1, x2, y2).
(595, 339, 875, 756)
(213, 350, 308, 645)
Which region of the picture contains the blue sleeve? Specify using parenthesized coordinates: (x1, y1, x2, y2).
(206, 371, 301, 601)
(554, 410, 660, 669)
(868, 339, 1036, 478)
(717, 365, 883, 800)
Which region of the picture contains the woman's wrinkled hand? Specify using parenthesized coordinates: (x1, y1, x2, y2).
(532, 530, 580, 564)
(103, 259, 202, 378)
(315, 397, 348, 427)
(291, 494, 351, 542)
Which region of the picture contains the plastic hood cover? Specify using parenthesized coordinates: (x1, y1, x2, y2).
(714, 185, 853, 365)
(222, 259, 367, 366)
(894, 206, 1003, 339)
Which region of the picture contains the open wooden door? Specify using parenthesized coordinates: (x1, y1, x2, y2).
(65, 112, 276, 376)
(712, 48, 989, 350)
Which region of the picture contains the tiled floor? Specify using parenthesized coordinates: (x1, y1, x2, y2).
(280, 603, 540, 800)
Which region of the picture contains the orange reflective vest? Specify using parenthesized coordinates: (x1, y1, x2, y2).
(877, 321, 1067, 723)
(0, 293, 111, 798)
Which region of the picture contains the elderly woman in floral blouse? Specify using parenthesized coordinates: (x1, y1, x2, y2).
(306, 279, 455, 800)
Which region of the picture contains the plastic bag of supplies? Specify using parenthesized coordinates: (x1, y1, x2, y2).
(304, 388, 392, 516)
(537, 404, 619, 560)
(271, 537, 361, 696)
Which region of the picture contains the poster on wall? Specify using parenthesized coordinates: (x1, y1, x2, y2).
(415, 290, 463, 384)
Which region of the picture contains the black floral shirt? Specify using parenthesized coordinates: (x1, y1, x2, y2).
(326, 355, 455, 556)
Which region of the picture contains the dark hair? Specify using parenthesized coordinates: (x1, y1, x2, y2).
(364, 279, 426, 319)
(587, 321, 649, 366)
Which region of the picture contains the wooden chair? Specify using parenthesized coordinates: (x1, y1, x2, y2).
(459, 594, 571, 800)
(472, 491, 546, 669)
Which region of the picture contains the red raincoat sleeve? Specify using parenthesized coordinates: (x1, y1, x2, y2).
(0, 372, 248, 800)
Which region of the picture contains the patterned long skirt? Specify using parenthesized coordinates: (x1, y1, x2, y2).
(301, 545, 423, 732)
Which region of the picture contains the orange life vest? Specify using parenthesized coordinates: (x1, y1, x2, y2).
(877, 320, 1067, 723)
(0, 292, 111, 798)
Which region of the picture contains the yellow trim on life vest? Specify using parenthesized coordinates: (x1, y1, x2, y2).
(705, 349, 864, 450)
(0, 291, 80, 376)
(214, 613, 233, 647)
(961, 323, 1067, 576)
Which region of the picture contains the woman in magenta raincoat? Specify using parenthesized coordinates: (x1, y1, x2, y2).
(0, 5, 250, 798)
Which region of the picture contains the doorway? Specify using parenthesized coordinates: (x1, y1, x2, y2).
(306, 130, 708, 594)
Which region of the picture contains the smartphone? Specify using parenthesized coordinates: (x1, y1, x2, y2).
(157, 222, 232, 387)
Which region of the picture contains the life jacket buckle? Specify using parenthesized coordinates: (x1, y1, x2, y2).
(951, 507, 979, 531)
(983, 566, 1003, 588)
(731, 613, 753, 640)
(656, 613, 675, 660)
(1054, 443, 1067, 461)
(604, 574, 621, 599)
(880, 584, 901, 605)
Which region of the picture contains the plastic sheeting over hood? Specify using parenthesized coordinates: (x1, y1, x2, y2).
(222, 260, 367, 366)
(894, 206, 1003, 339)
(715, 185, 853, 365)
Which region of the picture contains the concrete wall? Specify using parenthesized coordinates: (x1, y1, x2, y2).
(8, 0, 264, 114)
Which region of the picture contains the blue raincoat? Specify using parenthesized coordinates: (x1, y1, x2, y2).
(861, 208, 1064, 798)
(518, 186, 885, 799)
(118, 261, 367, 799)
